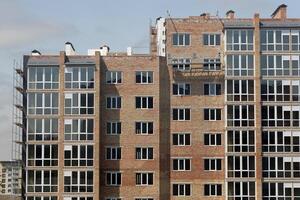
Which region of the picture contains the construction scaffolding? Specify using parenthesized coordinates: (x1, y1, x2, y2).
(11, 60, 24, 197)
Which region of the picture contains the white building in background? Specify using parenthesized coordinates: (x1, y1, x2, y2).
(0, 161, 22, 196)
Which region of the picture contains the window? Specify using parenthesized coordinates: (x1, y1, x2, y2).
(204, 184, 222, 196)
(136, 147, 153, 160)
(204, 158, 222, 171)
(262, 157, 293, 178)
(172, 58, 191, 71)
(227, 156, 255, 178)
(106, 122, 121, 135)
(27, 197, 58, 200)
(173, 108, 191, 121)
(172, 183, 191, 196)
(226, 29, 253, 51)
(28, 93, 59, 115)
(172, 158, 191, 171)
(227, 105, 255, 127)
(28, 67, 59, 89)
(204, 83, 221, 96)
(204, 108, 221, 121)
(106, 147, 121, 160)
(203, 33, 221, 46)
(263, 182, 300, 199)
(136, 172, 154, 186)
(106, 198, 121, 200)
(64, 119, 94, 141)
(135, 122, 153, 135)
(172, 33, 190, 46)
(227, 130, 255, 152)
(27, 145, 58, 167)
(204, 133, 221, 146)
(226, 80, 254, 101)
(106, 172, 121, 186)
(106, 96, 122, 109)
(106, 71, 122, 84)
(203, 58, 221, 71)
(65, 67, 94, 89)
(226, 54, 254, 76)
(27, 118, 58, 141)
(172, 133, 191, 146)
(64, 145, 93, 166)
(66, 197, 93, 200)
(261, 55, 290, 76)
(261, 30, 289, 51)
(135, 97, 153, 109)
(262, 106, 300, 127)
(64, 171, 93, 192)
(135, 198, 153, 200)
(27, 170, 58, 193)
(292, 30, 300, 51)
(136, 71, 153, 84)
(262, 131, 300, 153)
(173, 83, 190, 96)
(228, 181, 255, 199)
(64, 93, 94, 115)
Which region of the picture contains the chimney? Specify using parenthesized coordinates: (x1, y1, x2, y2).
(226, 10, 235, 19)
(65, 42, 76, 55)
(100, 45, 110, 56)
(127, 47, 132, 56)
(271, 4, 287, 20)
(200, 13, 210, 19)
(31, 49, 41, 56)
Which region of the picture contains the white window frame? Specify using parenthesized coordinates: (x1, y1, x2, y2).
(172, 108, 191, 121)
(64, 66, 95, 89)
(135, 172, 154, 186)
(106, 121, 121, 135)
(105, 146, 121, 160)
(204, 83, 221, 96)
(172, 158, 191, 171)
(64, 119, 94, 141)
(106, 96, 122, 109)
(135, 71, 153, 84)
(105, 172, 122, 186)
(135, 96, 153, 109)
(173, 83, 191, 96)
(106, 71, 122, 84)
(135, 147, 154, 160)
(172, 133, 191, 146)
(135, 121, 153, 135)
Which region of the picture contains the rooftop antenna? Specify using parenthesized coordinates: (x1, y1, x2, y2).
(216, 10, 219, 17)
(167, 10, 178, 32)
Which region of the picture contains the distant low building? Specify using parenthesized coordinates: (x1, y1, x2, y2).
(0, 161, 22, 196)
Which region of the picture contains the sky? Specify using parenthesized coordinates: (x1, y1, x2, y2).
(0, 0, 299, 160)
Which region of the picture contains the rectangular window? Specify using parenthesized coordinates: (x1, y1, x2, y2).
(27, 118, 58, 141)
(204, 133, 221, 146)
(135, 97, 153, 109)
(204, 83, 221, 96)
(26, 170, 58, 193)
(106, 172, 121, 186)
(203, 34, 221, 46)
(64, 145, 93, 167)
(27, 145, 58, 167)
(64, 93, 94, 115)
(172, 133, 191, 146)
(262, 157, 297, 178)
(65, 67, 94, 89)
(106, 71, 122, 84)
(172, 58, 191, 71)
(173, 108, 191, 121)
(172, 33, 190, 46)
(262, 106, 300, 127)
(204, 158, 222, 171)
(260, 30, 289, 51)
(204, 108, 221, 121)
(203, 58, 221, 71)
(227, 156, 255, 178)
(172, 158, 191, 171)
(106, 96, 122, 109)
(226, 29, 253, 51)
(226, 80, 254, 101)
(136, 71, 153, 84)
(173, 83, 191, 96)
(204, 184, 222, 196)
(106, 198, 121, 200)
(261, 80, 294, 102)
(262, 182, 295, 199)
(135, 198, 153, 200)
(27, 93, 59, 115)
(228, 182, 255, 199)
(226, 54, 254, 76)
(136, 172, 154, 186)
(28, 67, 59, 89)
(227, 130, 255, 152)
(64, 171, 93, 192)
(172, 183, 191, 196)
(261, 55, 291, 76)
(227, 105, 255, 127)
(64, 119, 94, 141)
(105, 147, 121, 160)
(136, 147, 153, 160)
(106, 122, 121, 135)
(135, 122, 153, 135)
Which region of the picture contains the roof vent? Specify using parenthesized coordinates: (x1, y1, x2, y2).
(226, 10, 235, 19)
(31, 49, 41, 56)
(271, 4, 287, 20)
(200, 13, 210, 19)
(99, 45, 110, 56)
(65, 42, 76, 56)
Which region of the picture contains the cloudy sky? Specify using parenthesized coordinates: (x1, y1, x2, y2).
(0, 0, 299, 160)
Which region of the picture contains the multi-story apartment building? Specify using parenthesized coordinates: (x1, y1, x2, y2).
(19, 4, 300, 200)
(0, 161, 22, 195)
